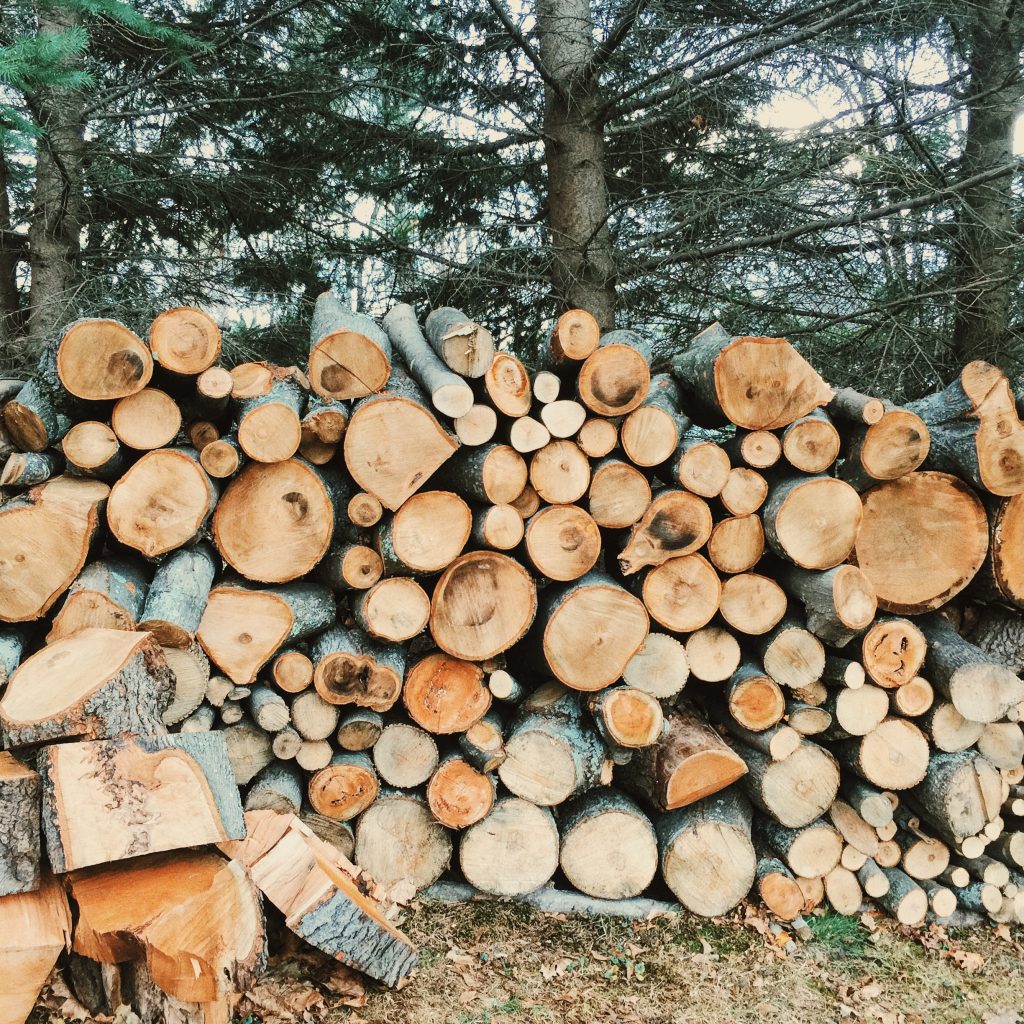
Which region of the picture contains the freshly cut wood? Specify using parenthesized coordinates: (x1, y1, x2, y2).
(559, 790, 658, 900)
(426, 755, 495, 829)
(245, 760, 303, 813)
(707, 514, 764, 574)
(620, 374, 684, 467)
(782, 411, 840, 473)
(0, 873, 71, 1024)
(301, 396, 348, 455)
(47, 557, 148, 643)
(111, 388, 182, 450)
(460, 797, 559, 896)
(530, 440, 590, 504)
(533, 571, 648, 691)
(735, 742, 840, 828)
(308, 292, 391, 400)
(852, 472, 988, 614)
(484, 352, 532, 417)
(61, 420, 125, 479)
(618, 489, 713, 574)
(876, 866, 928, 924)
(199, 434, 244, 478)
(430, 551, 537, 660)
(587, 458, 651, 529)
(577, 329, 652, 416)
(829, 799, 880, 858)
(403, 653, 491, 733)
(336, 709, 384, 750)
(223, 810, 417, 986)
(454, 404, 498, 445)
(70, 850, 264, 1010)
(777, 564, 877, 647)
(842, 779, 894, 828)
(622, 632, 689, 699)
(620, 706, 747, 812)
(488, 669, 525, 703)
(828, 386, 885, 425)
(1, 629, 173, 746)
(911, 750, 1003, 843)
(459, 713, 507, 772)
(757, 618, 825, 689)
(508, 415, 550, 453)
(235, 366, 305, 463)
(727, 429, 781, 469)
(756, 857, 804, 919)
(149, 306, 221, 374)
(920, 613, 1024, 723)
(352, 577, 430, 642)
(0, 476, 109, 623)
(657, 789, 756, 916)
(861, 617, 927, 689)
(838, 407, 930, 490)
(719, 572, 788, 635)
(311, 625, 405, 712)
(787, 703, 832, 736)
(549, 308, 600, 362)
(436, 443, 528, 504)
(832, 718, 930, 790)
(296, 739, 333, 771)
(185, 418, 220, 451)
(674, 429, 731, 498)
(990, 831, 1024, 868)
(472, 503, 524, 550)
(355, 791, 453, 891)
(139, 543, 217, 648)
(0, 753, 40, 896)
(825, 685, 890, 738)
(576, 416, 618, 458)
(1, 450, 61, 487)
(56, 319, 153, 400)
(499, 683, 610, 805)
(40, 732, 244, 872)
(316, 543, 384, 591)
(685, 626, 741, 682)
(2, 346, 75, 453)
(373, 722, 439, 788)
(511, 483, 542, 519)
(198, 582, 335, 685)
(823, 655, 866, 689)
(382, 303, 475, 417)
(890, 675, 934, 717)
(824, 866, 863, 914)
(756, 818, 843, 879)
(308, 753, 379, 821)
(588, 686, 663, 749)
(222, 719, 277, 783)
(762, 475, 862, 569)
(344, 368, 458, 510)
(978, 721, 1024, 769)
(347, 491, 383, 527)
(901, 831, 950, 880)
(425, 306, 495, 378)
(723, 663, 786, 731)
(719, 467, 768, 515)
(160, 643, 211, 726)
(524, 504, 601, 581)
(919, 703, 985, 752)
(540, 399, 587, 439)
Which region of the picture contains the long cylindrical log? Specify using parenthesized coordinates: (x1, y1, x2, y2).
(308, 292, 392, 400)
(823, 684, 890, 739)
(458, 711, 507, 772)
(733, 740, 840, 828)
(315, 543, 384, 592)
(356, 791, 452, 890)
(1, 450, 63, 488)
(918, 702, 985, 752)
(424, 306, 495, 378)
(722, 663, 786, 732)
(828, 387, 885, 425)
(139, 543, 217, 648)
(755, 817, 843, 879)
(588, 686, 664, 749)
(351, 577, 430, 642)
(909, 750, 1003, 843)
(725, 429, 781, 469)
(235, 367, 305, 463)
(718, 466, 768, 516)
(775, 564, 876, 647)
(149, 306, 221, 375)
(755, 856, 804, 920)
(530, 440, 591, 504)
(434, 443, 528, 505)
(619, 374, 686, 467)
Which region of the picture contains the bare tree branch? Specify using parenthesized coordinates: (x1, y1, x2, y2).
(582, 0, 650, 82)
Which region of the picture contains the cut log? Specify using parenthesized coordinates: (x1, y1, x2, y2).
(715, 716, 800, 760)
(828, 386, 885, 425)
(622, 632, 689, 699)
(719, 572, 788, 635)
(510, 482, 541, 519)
(296, 739, 333, 771)
(0, 753, 40, 896)
(523, 504, 601, 581)
(559, 790, 658, 899)
(301, 395, 348, 454)
(426, 755, 495, 829)
(344, 368, 458, 511)
(588, 686, 663, 749)
(727, 429, 782, 469)
(507, 414, 550, 453)
(857, 857, 891, 898)
(403, 652, 491, 733)
(890, 675, 934, 717)
(824, 866, 863, 914)
(0, 476, 109, 623)
(707, 514, 765, 574)
(577, 416, 618, 458)
(316, 543, 384, 591)
(355, 790, 453, 892)
(184, 418, 219, 451)
(978, 722, 1024, 769)
(484, 352, 532, 417)
(336, 708, 384, 750)
(824, 685, 890, 739)
(734, 741, 840, 828)
(719, 467, 768, 515)
(618, 489, 713, 575)
(0, 873, 71, 1024)
(181, 706, 216, 734)
(197, 582, 335, 685)
(424, 306, 495, 378)
(757, 617, 825, 689)
(852, 472, 988, 614)
(540, 399, 587, 440)
(430, 551, 537, 660)
(435, 443, 528, 504)
(822, 655, 866, 690)
(459, 712, 507, 772)
(223, 810, 417, 985)
(1, 629, 173, 746)
(576, 329, 652, 416)
(347, 491, 383, 528)
(530, 440, 591, 504)
(762, 475, 862, 570)
(308, 292, 391, 400)
(235, 366, 305, 464)
(549, 308, 600, 362)
(488, 668, 526, 703)
(498, 683, 610, 805)
(674, 429, 732, 498)
(776, 564, 877, 647)
(619, 706, 747, 812)
(311, 625, 405, 712)
(56, 319, 153, 400)
(657, 789, 757, 915)
(861, 617, 927, 689)
(221, 719, 276, 784)
(532, 571, 648, 691)
(787, 703, 832, 736)
(0, 626, 26, 688)
(900, 831, 951, 881)
(213, 460, 339, 583)
(587, 457, 652, 529)
(532, 371, 560, 406)
(199, 434, 245, 478)
(756, 818, 843, 879)
(139, 543, 217, 648)
(838, 407, 930, 491)
(161, 643, 211, 726)
(876, 866, 928, 924)
(832, 718, 930, 790)
(351, 577, 431, 642)
(910, 750, 1003, 843)
(292, 691, 345, 743)
(149, 306, 221, 374)
(246, 684, 289, 732)
(919, 702, 985, 752)
(472, 503, 524, 550)
(841, 779, 894, 828)
(829, 799, 880, 858)
(455, 404, 498, 445)
(781, 410, 840, 473)
(111, 388, 182, 451)
(47, 557, 148, 643)
(373, 722, 439, 788)
(685, 626, 741, 682)
(3, 346, 76, 452)
(40, 731, 244, 872)
(308, 752, 379, 821)
(756, 857, 804, 919)
(723, 663, 786, 731)
(195, 364, 233, 415)
(990, 831, 1024, 869)
(1, 450, 62, 488)
(620, 374, 685, 467)
(61, 420, 126, 480)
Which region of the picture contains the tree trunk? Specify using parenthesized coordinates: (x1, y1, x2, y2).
(534, 0, 617, 328)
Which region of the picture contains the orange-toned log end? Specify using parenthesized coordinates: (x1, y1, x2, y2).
(427, 757, 495, 829)
(404, 653, 491, 734)
(309, 331, 391, 401)
(149, 307, 222, 375)
(595, 688, 664, 747)
(314, 652, 402, 713)
(57, 320, 153, 401)
(308, 756, 379, 821)
(618, 490, 713, 575)
(111, 388, 182, 451)
(577, 345, 652, 417)
(550, 308, 600, 362)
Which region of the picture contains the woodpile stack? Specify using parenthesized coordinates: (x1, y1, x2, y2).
(3, 300, 1024, 1019)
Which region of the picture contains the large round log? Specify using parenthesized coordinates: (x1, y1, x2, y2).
(587, 458, 651, 529)
(757, 617, 825, 689)
(373, 723, 439, 788)
(973, 494, 1024, 607)
(351, 577, 430, 642)
(762, 475, 862, 569)
(640, 553, 721, 633)
(549, 308, 600, 363)
(235, 367, 305, 464)
(310, 625, 405, 712)
(734, 741, 839, 827)
(719, 572, 788, 635)
(529, 440, 591, 504)
(781, 410, 840, 473)
(673, 429, 731, 498)
(617, 489, 713, 575)
(576, 330, 652, 417)
(111, 388, 182, 451)
(403, 653, 491, 734)
(355, 792, 452, 890)
(149, 306, 221, 375)
(308, 292, 391, 400)
(523, 504, 601, 581)
(56, 319, 153, 400)
(852, 472, 988, 614)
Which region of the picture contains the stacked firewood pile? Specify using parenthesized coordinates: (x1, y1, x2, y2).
(2, 298, 1024, 1021)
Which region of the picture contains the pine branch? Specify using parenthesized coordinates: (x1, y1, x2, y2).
(580, 0, 649, 83)
(484, 0, 568, 103)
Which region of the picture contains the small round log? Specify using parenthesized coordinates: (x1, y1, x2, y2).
(484, 353, 532, 417)
(426, 755, 495, 829)
(707, 514, 764, 574)
(529, 440, 591, 504)
(308, 752, 379, 821)
(523, 504, 601, 581)
(587, 458, 651, 529)
(111, 388, 182, 450)
(685, 626, 741, 682)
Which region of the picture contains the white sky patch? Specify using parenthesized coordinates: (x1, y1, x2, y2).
(755, 91, 824, 135)
(1015, 113, 1024, 156)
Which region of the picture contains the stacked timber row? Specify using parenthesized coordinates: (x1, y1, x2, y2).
(3, 301, 1024, 1021)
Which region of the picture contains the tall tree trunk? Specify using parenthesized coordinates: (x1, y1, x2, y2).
(951, 0, 1024, 368)
(536, 0, 618, 331)
(25, 5, 86, 356)
(0, 147, 25, 359)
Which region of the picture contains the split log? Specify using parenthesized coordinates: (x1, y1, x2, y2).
(498, 683, 610, 805)
(530, 440, 591, 504)
(523, 504, 601, 581)
(673, 429, 731, 498)
(0, 629, 173, 746)
(861, 617, 927, 688)
(382, 303, 474, 417)
(734, 741, 840, 828)
(344, 368, 458, 510)
(576, 329, 652, 416)
(707, 514, 764, 574)
(832, 718, 930, 790)
(336, 709, 384, 750)
(472, 503, 524, 550)
(657, 789, 757, 915)
(540, 399, 587, 440)
(149, 306, 221, 375)
(762, 475, 862, 569)
(781, 410, 840, 473)
(373, 722, 439, 788)
(685, 626, 741, 682)
(316, 543, 384, 591)
(403, 652, 491, 733)
(756, 857, 804, 920)
(558, 790, 658, 900)
(576, 416, 618, 458)
(484, 352, 532, 417)
(617, 489, 713, 574)
(852, 472, 988, 614)
(776, 564, 877, 647)
(978, 721, 1024, 769)
(223, 810, 417, 986)
(719, 467, 768, 515)
(587, 457, 652, 529)
(111, 388, 182, 451)
(726, 429, 781, 469)
(139, 543, 217, 648)
(910, 750, 1002, 843)
(0, 753, 40, 896)
(459, 712, 507, 772)
(424, 306, 495, 378)
(454, 404, 498, 445)
(621, 632, 689, 699)
(308, 292, 392, 400)
(61, 421, 127, 480)
(619, 374, 685, 467)
(308, 752, 379, 821)
(426, 755, 495, 829)
(311, 625, 405, 712)
(40, 731, 244, 872)
(460, 797, 559, 896)
(757, 617, 825, 689)
(47, 557, 148, 643)
(351, 577, 430, 642)
(719, 572, 788, 635)
(435, 443, 528, 504)
(756, 818, 843, 879)
(671, 327, 832, 429)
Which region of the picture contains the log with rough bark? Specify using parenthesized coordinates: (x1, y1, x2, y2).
(726, 428, 781, 469)
(720, 663, 786, 732)
(308, 292, 392, 401)
(775, 563, 877, 647)
(46, 556, 148, 643)
(61, 420, 127, 479)
(619, 374, 686, 467)
(434, 442, 527, 504)
(234, 365, 305, 464)
(424, 306, 495, 378)
(0, 753, 41, 897)
(311, 625, 406, 712)
(138, 543, 217, 648)
(374, 491, 473, 578)
(910, 749, 1003, 843)
(762, 474, 862, 570)
(734, 741, 840, 828)
(838, 406, 930, 491)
